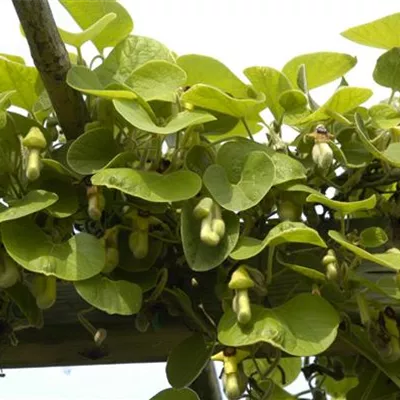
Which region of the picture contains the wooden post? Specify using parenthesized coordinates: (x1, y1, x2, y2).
(12, 0, 90, 139)
(190, 362, 223, 400)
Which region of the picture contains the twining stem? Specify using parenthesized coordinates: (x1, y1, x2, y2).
(242, 118, 255, 142)
(340, 212, 346, 236)
(266, 246, 276, 285)
(388, 89, 396, 105)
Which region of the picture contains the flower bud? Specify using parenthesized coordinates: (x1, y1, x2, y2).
(312, 142, 333, 170)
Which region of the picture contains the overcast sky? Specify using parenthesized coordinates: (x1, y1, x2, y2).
(0, 1, 399, 399)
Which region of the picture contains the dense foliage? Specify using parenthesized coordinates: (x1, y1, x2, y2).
(1, 2, 400, 399)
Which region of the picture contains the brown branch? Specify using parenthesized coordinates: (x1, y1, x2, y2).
(12, 0, 90, 140)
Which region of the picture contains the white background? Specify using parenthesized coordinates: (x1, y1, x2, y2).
(0, 0, 398, 399)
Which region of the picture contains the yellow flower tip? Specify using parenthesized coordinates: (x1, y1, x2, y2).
(228, 265, 255, 290)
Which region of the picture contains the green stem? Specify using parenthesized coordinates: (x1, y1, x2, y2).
(388, 89, 396, 105)
(340, 212, 346, 236)
(242, 118, 255, 142)
(266, 246, 276, 285)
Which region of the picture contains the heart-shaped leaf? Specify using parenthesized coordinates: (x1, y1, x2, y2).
(177, 54, 249, 98)
(218, 293, 340, 356)
(113, 99, 216, 134)
(279, 89, 308, 111)
(376, 276, 400, 300)
(166, 333, 215, 388)
(231, 221, 326, 260)
(181, 84, 265, 118)
(184, 144, 215, 177)
(369, 104, 400, 129)
(341, 13, 400, 50)
(373, 48, 400, 91)
(272, 152, 307, 185)
(59, 0, 133, 51)
(243, 357, 302, 387)
(203, 151, 275, 212)
(0, 56, 43, 111)
(67, 127, 119, 174)
(360, 227, 388, 248)
(306, 193, 376, 214)
(67, 66, 137, 99)
(299, 87, 372, 124)
(5, 282, 43, 328)
(74, 275, 142, 315)
(150, 388, 199, 400)
(1, 218, 105, 281)
(0, 190, 58, 223)
(91, 168, 202, 202)
(329, 230, 400, 271)
(57, 13, 116, 48)
(244, 67, 292, 121)
(40, 180, 79, 219)
(95, 35, 174, 85)
(355, 112, 400, 167)
(282, 52, 357, 89)
(125, 60, 187, 102)
(181, 200, 240, 271)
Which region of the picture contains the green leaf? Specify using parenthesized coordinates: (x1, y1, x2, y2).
(57, 13, 116, 48)
(218, 293, 340, 356)
(341, 13, 400, 50)
(347, 365, 399, 400)
(369, 104, 400, 129)
(214, 140, 305, 187)
(125, 60, 187, 102)
(272, 152, 307, 185)
(244, 67, 291, 120)
(278, 257, 326, 282)
(340, 325, 400, 388)
(373, 47, 400, 91)
(181, 200, 240, 271)
(299, 87, 373, 124)
(95, 35, 174, 85)
(91, 168, 202, 202)
(181, 84, 265, 118)
(5, 282, 43, 328)
(360, 227, 388, 248)
(282, 52, 357, 89)
(59, 0, 133, 51)
(0, 56, 43, 111)
(231, 221, 326, 260)
(329, 230, 400, 271)
(255, 381, 295, 400)
(166, 333, 215, 388)
(150, 388, 199, 400)
(177, 54, 249, 98)
(67, 66, 137, 99)
(0, 190, 58, 223)
(203, 151, 275, 212)
(355, 112, 400, 167)
(243, 357, 302, 387)
(67, 128, 119, 174)
(40, 180, 79, 219)
(184, 144, 215, 177)
(306, 193, 376, 214)
(1, 218, 105, 281)
(74, 275, 142, 315)
(113, 99, 216, 134)
(278, 89, 308, 111)
(322, 374, 359, 399)
(376, 276, 400, 300)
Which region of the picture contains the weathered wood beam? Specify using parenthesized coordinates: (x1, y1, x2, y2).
(12, 0, 89, 139)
